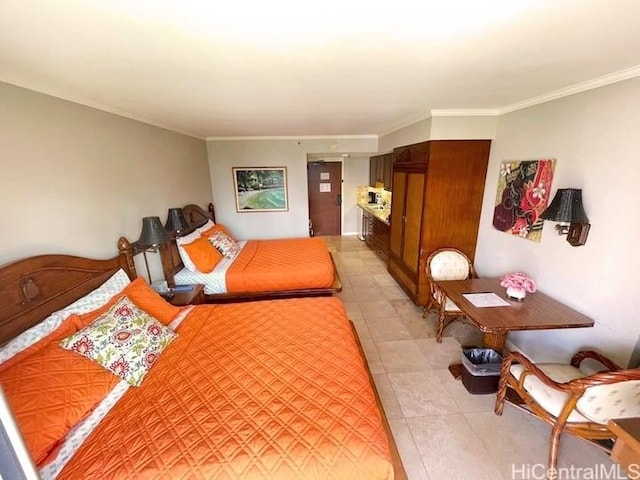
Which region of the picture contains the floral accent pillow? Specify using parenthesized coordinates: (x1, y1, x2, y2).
(60, 296, 177, 387)
(208, 231, 240, 258)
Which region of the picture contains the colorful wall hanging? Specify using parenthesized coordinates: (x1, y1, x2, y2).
(492, 159, 555, 242)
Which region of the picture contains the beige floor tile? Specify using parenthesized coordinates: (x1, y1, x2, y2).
(372, 373, 405, 419)
(388, 371, 460, 417)
(360, 340, 385, 374)
(359, 299, 398, 319)
(407, 414, 505, 480)
(334, 285, 357, 302)
(415, 337, 464, 370)
(376, 340, 430, 373)
(387, 418, 431, 480)
(351, 285, 386, 301)
(346, 274, 379, 288)
(373, 273, 398, 287)
(365, 315, 414, 342)
(434, 368, 497, 413)
(342, 301, 363, 320)
(382, 284, 410, 301)
(351, 317, 373, 343)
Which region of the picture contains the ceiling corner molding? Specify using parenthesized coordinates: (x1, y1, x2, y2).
(0, 78, 205, 140)
(430, 108, 500, 117)
(378, 113, 433, 138)
(498, 64, 640, 114)
(205, 134, 378, 141)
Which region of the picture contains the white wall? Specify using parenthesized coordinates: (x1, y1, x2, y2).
(430, 116, 497, 140)
(339, 156, 370, 235)
(475, 77, 640, 367)
(206, 137, 377, 239)
(378, 115, 497, 152)
(0, 82, 212, 279)
(378, 118, 432, 153)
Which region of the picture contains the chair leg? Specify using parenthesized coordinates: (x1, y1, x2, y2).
(436, 313, 449, 343)
(494, 365, 510, 416)
(548, 425, 563, 476)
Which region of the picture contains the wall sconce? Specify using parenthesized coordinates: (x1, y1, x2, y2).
(540, 188, 590, 246)
(137, 216, 169, 281)
(164, 208, 189, 237)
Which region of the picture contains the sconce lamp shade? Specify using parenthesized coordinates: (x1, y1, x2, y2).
(137, 216, 169, 248)
(540, 189, 589, 224)
(164, 208, 189, 235)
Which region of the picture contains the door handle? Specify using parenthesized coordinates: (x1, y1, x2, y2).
(336, 194, 342, 206)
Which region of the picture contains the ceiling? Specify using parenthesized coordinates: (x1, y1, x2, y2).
(2, 0, 640, 139)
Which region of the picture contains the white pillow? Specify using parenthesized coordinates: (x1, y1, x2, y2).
(196, 219, 215, 234)
(0, 269, 131, 364)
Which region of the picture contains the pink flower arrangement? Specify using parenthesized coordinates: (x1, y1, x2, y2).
(500, 272, 537, 293)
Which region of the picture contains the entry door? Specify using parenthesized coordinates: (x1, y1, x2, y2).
(307, 162, 342, 236)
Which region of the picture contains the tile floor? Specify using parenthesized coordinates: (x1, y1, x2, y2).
(324, 235, 620, 480)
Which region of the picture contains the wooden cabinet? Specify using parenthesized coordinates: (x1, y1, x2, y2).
(388, 140, 491, 305)
(362, 210, 390, 261)
(369, 153, 394, 190)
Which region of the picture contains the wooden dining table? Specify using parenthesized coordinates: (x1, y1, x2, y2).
(434, 278, 595, 353)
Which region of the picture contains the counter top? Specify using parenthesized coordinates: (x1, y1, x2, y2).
(358, 202, 391, 226)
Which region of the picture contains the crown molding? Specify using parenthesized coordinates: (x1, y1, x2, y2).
(498, 65, 640, 114)
(430, 108, 500, 117)
(206, 134, 378, 141)
(1, 78, 205, 140)
(378, 112, 433, 138)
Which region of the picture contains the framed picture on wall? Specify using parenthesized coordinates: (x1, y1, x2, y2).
(232, 167, 289, 212)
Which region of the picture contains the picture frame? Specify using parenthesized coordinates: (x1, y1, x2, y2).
(232, 167, 288, 212)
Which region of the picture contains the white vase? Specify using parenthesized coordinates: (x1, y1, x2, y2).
(506, 286, 526, 301)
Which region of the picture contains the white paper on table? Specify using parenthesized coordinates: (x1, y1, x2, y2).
(462, 293, 511, 308)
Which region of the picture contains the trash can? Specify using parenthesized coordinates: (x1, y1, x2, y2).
(461, 348, 503, 394)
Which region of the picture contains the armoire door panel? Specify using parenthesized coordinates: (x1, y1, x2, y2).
(389, 171, 407, 257)
(402, 172, 425, 272)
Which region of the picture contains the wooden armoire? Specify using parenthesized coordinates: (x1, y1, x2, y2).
(388, 140, 491, 305)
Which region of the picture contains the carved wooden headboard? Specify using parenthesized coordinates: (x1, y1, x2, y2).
(0, 238, 136, 345)
(160, 203, 216, 287)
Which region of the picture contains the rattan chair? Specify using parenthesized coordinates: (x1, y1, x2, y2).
(423, 248, 476, 342)
(495, 350, 640, 472)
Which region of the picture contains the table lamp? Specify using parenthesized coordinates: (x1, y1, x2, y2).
(137, 216, 169, 282)
(164, 208, 189, 236)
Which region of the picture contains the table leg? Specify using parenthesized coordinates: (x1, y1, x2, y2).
(482, 331, 508, 354)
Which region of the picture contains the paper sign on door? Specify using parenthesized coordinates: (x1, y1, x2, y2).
(319, 183, 331, 193)
(320, 172, 330, 180)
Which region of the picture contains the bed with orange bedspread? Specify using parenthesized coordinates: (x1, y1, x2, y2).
(58, 298, 393, 479)
(0, 245, 405, 479)
(161, 204, 342, 301)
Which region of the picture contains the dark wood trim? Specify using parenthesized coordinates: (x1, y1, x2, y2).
(348, 321, 408, 480)
(0, 238, 136, 345)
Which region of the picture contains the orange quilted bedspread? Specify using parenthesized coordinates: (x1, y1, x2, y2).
(226, 237, 335, 293)
(58, 298, 393, 480)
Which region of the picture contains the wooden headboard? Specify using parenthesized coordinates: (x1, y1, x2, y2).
(160, 203, 216, 287)
(0, 238, 136, 345)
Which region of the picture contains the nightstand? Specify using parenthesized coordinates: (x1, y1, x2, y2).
(166, 284, 205, 306)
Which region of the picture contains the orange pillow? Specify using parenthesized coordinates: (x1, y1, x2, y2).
(1, 279, 180, 371)
(182, 237, 223, 273)
(0, 326, 120, 466)
(200, 223, 234, 241)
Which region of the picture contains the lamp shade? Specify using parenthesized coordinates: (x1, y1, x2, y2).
(540, 189, 589, 223)
(164, 208, 189, 234)
(137, 216, 169, 247)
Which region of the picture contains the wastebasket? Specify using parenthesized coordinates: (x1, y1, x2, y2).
(461, 348, 503, 394)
